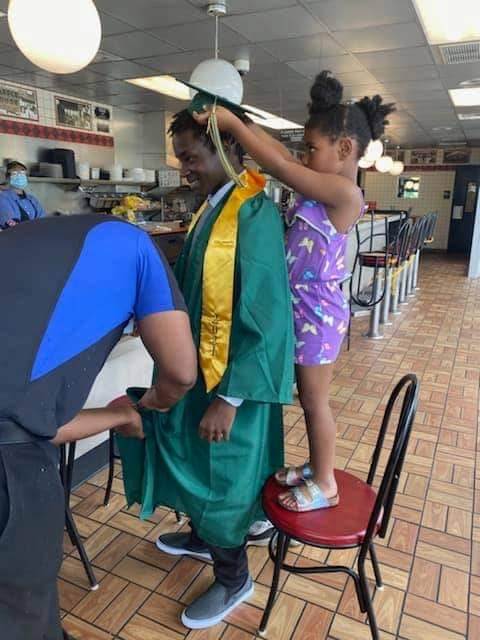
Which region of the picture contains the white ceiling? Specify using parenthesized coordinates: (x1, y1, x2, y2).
(0, 0, 480, 147)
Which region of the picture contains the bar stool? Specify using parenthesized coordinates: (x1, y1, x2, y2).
(379, 213, 408, 327)
(406, 216, 428, 298)
(350, 213, 388, 340)
(389, 219, 413, 315)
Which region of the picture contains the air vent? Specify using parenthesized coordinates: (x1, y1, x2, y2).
(440, 41, 480, 64)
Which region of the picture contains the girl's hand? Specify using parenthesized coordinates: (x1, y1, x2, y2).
(193, 105, 238, 132)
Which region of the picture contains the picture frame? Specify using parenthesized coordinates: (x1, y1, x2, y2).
(443, 148, 471, 164)
(55, 96, 92, 130)
(410, 149, 437, 165)
(0, 82, 38, 121)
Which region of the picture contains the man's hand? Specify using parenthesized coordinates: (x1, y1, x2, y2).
(114, 406, 145, 439)
(199, 397, 237, 443)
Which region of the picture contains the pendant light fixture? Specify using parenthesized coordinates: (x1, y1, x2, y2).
(390, 146, 405, 176)
(8, 0, 102, 74)
(375, 155, 394, 173)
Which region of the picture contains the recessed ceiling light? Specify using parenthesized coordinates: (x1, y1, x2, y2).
(458, 112, 480, 120)
(413, 0, 480, 45)
(450, 87, 480, 106)
(126, 76, 190, 100)
(241, 104, 303, 130)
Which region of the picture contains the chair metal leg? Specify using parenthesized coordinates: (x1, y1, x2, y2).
(380, 268, 392, 326)
(364, 271, 383, 340)
(259, 531, 288, 636)
(104, 430, 115, 506)
(358, 558, 380, 640)
(369, 543, 383, 590)
(65, 506, 99, 591)
(65, 442, 76, 502)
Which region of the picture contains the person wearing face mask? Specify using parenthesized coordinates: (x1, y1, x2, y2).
(0, 161, 46, 229)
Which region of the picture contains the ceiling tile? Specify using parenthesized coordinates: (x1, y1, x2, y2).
(332, 22, 426, 54)
(461, 127, 480, 137)
(357, 47, 434, 70)
(372, 65, 439, 83)
(95, 0, 205, 29)
(101, 32, 178, 59)
(332, 70, 378, 86)
(137, 44, 275, 75)
(260, 34, 345, 62)
(61, 69, 108, 85)
(149, 20, 247, 51)
(306, 0, 416, 30)
(287, 54, 363, 78)
(90, 60, 159, 80)
(381, 78, 444, 95)
(0, 18, 15, 47)
(438, 62, 480, 80)
(0, 48, 49, 73)
(224, 6, 326, 42)
(98, 12, 137, 36)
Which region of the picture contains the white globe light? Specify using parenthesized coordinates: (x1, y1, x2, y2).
(189, 58, 243, 105)
(8, 0, 101, 74)
(390, 160, 404, 176)
(364, 139, 383, 161)
(358, 156, 375, 169)
(375, 156, 394, 173)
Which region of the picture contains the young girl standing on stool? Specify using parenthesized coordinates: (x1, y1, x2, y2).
(194, 71, 395, 512)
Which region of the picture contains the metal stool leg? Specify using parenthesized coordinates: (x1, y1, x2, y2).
(61, 443, 99, 591)
(399, 264, 408, 305)
(364, 271, 383, 340)
(104, 430, 115, 506)
(380, 268, 392, 326)
(413, 250, 420, 290)
(390, 268, 401, 316)
(407, 257, 415, 298)
(65, 506, 99, 590)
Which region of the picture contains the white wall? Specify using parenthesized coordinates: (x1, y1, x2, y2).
(112, 107, 144, 169)
(364, 170, 456, 250)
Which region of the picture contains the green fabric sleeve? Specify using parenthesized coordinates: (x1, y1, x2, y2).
(216, 195, 294, 404)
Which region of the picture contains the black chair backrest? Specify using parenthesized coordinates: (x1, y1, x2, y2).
(390, 218, 413, 267)
(407, 217, 425, 257)
(424, 212, 438, 242)
(349, 212, 388, 307)
(361, 374, 419, 554)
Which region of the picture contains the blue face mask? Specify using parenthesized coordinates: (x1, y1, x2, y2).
(10, 173, 28, 190)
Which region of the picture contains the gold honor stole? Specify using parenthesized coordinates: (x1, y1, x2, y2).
(188, 170, 266, 392)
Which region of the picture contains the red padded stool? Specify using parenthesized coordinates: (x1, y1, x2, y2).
(258, 375, 419, 640)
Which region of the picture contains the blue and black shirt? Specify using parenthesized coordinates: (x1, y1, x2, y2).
(0, 214, 186, 438)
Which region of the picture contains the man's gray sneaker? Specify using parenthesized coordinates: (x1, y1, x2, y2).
(247, 520, 302, 548)
(181, 576, 254, 629)
(156, 532, 212, 561)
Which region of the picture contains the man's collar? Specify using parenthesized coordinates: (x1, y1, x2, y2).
(207, 180, 235, 210)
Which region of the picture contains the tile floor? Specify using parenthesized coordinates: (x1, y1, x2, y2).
(60, 253, 479, 640)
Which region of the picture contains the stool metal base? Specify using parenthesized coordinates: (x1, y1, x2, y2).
(363, 331, 384, 340)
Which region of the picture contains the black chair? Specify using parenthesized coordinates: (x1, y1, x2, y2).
(259, 374, 419, 640)
(388, 218, 413, 316)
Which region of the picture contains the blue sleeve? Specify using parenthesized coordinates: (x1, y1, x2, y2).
(31, 195, 46, 218)
(0, 193, 16, 227)
(134, 231, 186, 320)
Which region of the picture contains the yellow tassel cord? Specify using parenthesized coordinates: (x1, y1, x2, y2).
(207, 101, 246, 188)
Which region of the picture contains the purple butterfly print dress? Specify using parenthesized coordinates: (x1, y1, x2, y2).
(285, 197, 360, 366)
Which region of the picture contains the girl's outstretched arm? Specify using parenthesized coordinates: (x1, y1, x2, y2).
(195, 107, 362, 233)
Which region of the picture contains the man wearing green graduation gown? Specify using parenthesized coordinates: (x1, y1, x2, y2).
(118, 109, 294, 630)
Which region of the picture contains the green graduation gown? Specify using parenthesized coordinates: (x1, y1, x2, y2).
(118, 186, 294, 548)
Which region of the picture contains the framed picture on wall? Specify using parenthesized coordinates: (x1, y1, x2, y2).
(443, 148, 471, 164)
(55, 96, 92, 130)
(0, 82, 38, 121)
(398, 176, 421, 199)
(410, 149, 437, 165)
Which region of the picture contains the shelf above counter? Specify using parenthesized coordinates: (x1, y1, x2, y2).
(28, 177, 157, 188)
